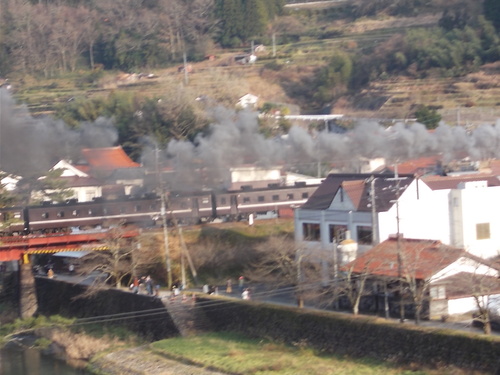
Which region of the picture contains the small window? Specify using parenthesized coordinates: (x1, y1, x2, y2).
(476, 223, 490, 240)
(430, 285, 446, 300)
(103, 208, 108, 215)
(72, 210, 79, 216)
(272, 195, 279, 201)
(202, 198, 209, 204)
(135, 205, 141, 212)
(287, 193, 294, 200)
(243, 197, 250, 203)
(302, 192, 309, 199)
(303, 223, 321, 241)
(57, 211, 64, 218)
(357, 226, 373, 245)
(220, 197, 227, 205)
(258, 196, 265, 202)
(42, 212, 49, 219)
(88, 209, 93, 215)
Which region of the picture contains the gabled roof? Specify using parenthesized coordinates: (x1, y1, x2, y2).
(433, 272, 500, 299)
(422, 173, 500, 190)
(80, 147, 140, 170)
(302, 173, 414, 211)
(345, 237, 465, 280)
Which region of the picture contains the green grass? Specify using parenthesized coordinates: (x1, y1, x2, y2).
(150, 332, 433, 375)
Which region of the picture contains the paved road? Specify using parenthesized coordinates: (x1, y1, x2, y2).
(46, 274, 498, 337)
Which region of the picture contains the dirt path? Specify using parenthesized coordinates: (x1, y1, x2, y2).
(89, 346, 228, 375)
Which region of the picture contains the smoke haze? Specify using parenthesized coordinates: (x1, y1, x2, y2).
(2, 88, 500, 186)
(0, 88, 118, 176)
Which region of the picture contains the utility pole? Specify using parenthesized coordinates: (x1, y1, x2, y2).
(183, 52, 189, 86)
(370, 176, 379, 245)
(156, 147, 172, 289)
(394, 165, 404, 323)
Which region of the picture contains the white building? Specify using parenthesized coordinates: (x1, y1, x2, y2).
(294, 172, 500, 261)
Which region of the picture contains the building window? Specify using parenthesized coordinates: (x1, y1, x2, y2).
(220, 197, 226, 205)
(57, 211, 64, 218)
(357, 226, 373, 244)
(243, 197, 250, 203)
(303, 223, 320, 241)
(476, 223, 490, 240)
(287, 193, 294, 200)
(103, 208, 108, 215)
(430, 285, 446, 300)
(135, 205, 141, 212)
(42, 212, 49, 219)
(202, 198, 209, 204)
(302, 192, 309, 199)
(272, 195, 279, 201)
(258, 196, 265, 202)
(329, 224, 347, 243)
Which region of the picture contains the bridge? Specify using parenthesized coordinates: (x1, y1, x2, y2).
(0, 229, 140, 263)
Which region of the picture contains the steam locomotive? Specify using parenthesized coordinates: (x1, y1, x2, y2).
(0, 182, 319, 234)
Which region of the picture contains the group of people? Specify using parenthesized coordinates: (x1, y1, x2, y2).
(130, 275, 158, 296)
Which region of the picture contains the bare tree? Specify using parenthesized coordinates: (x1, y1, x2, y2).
(247, 234, 322, 308)
(445, 263, 500, 335)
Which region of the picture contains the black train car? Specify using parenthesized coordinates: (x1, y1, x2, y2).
(214, 182, 319, 221)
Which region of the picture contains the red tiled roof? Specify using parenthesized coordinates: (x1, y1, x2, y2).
(81, 147, 139, 170)
(345, 237, 465, 280)
(422, 173, 500, 190)
(385, 156, 441, 176)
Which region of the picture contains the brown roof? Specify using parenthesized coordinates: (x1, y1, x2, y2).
(301, 173, 414, 212)
(422, 173, 500, 190)
(342, 180, 365, 209)
(383, 156, 442, 176)
(80, 147, 139, 170)
(345, 237, 465, 280)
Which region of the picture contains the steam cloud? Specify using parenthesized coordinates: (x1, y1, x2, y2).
(0, 88, 118, 176)
(2, 88, 500, 188)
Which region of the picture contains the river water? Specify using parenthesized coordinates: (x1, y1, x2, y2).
(0, 344, 91, 375)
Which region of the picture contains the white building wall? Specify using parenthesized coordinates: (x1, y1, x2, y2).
(377, 180, 451, 244)
(451, 184, 500, 259)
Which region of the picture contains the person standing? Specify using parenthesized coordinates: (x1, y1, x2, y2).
(242, 288, 250, 300)
(239, 276, 244, 292)
(226, 279, 232, 294)
(145, 275, 153, 295)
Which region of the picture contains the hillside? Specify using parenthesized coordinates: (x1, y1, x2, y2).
(6, 2, 500, 127)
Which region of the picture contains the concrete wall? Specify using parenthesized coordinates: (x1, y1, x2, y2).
(34, 278, 179, 340)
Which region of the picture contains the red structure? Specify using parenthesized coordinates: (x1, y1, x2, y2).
(0, 229, 140, 263)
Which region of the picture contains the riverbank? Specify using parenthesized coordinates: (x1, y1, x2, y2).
(89, 346, 227, 375)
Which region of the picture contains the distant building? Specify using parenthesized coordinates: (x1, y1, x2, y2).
(237, 94, 259, 110)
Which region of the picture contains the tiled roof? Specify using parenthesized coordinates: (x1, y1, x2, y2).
(80, 147, 140, 170)
(301, 173, 414, 212)
(344, 237, 465, 280)
(383, 156, 442, 176)
(422, 173, 500, 190)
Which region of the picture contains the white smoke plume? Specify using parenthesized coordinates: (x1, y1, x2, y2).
(0, 88, 118, 176)
(3, 88, 500, 187)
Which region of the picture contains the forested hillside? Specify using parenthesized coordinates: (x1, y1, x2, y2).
(0, 0, 500, 161)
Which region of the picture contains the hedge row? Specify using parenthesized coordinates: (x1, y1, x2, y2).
(196, 296, 500, 374)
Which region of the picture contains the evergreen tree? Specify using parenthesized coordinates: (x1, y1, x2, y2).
(484, 0, 500, 32)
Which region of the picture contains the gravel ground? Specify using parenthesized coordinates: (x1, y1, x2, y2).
(89, 346, 229, 375)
